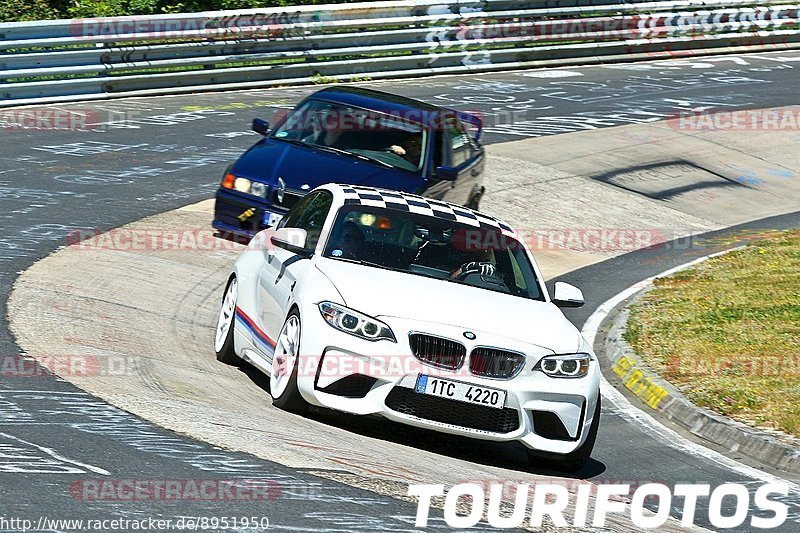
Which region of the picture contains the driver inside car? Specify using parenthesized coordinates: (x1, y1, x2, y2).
(331, 220, 365, 260)
(450, 249, 497, 280)
(388, 135, 423, 166)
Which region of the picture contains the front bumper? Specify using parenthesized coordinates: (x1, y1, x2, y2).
(212, 188, 288, 239)
(295, 311, 601, 455)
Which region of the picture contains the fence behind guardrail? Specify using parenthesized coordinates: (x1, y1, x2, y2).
(1, 0, 799, 106)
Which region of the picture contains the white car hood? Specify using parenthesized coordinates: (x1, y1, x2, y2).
(315, 259, 582, 354)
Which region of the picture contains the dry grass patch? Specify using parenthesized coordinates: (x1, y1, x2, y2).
(625, 230, 800, 437)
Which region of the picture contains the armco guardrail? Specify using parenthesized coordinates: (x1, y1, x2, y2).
(1, 0, 800, 107)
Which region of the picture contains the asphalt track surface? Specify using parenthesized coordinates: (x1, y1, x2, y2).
(1, 51, 800, 530)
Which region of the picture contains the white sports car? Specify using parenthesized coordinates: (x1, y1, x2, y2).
(214, 184, 601, 471)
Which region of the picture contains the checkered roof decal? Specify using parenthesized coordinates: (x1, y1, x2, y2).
(339, 185, 515, 236)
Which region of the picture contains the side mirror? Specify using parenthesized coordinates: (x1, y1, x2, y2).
(252, 118, 270, 136)
(270, 227, 310, 256)
(434, 165, 459, 181)
(552, 281, 584, 308)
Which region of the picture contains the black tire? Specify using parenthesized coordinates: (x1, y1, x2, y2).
(466, 185, 484, 211)
(215, 277, 240, 366)
(527, 396, 601, 473)
(271, 310, 309, 414)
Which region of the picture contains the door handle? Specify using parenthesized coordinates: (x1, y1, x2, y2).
(257, 231, 274, 262)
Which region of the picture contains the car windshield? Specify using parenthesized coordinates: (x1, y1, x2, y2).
(323, 206, 545, 301)
(271, 99, 428, 173)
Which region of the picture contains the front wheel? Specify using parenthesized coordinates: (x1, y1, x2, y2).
(466, 185, 485, 211)
(270, 311, 308, 413)
(527, 396, 601, 473)
(214, 277, 240, 366)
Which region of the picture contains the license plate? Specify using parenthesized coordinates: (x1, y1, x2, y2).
(262, 211, 283, 228)
(414, 375, 506, 409)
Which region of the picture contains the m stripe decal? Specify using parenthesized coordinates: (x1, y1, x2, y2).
(235, 307, 277, 350)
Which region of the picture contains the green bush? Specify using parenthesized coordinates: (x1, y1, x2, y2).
(0, 0, 364, 22)
(0, 0, 61, 22)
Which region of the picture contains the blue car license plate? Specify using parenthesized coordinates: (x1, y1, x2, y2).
(262, 211, 283, 228)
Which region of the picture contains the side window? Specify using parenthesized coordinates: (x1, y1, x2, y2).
(449, 121, 474, 167)
(280, 191, 333, 251)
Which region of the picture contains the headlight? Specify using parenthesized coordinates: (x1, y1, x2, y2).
(250, 181, 268, 198)
(535, 354, 591, 378)
(221, 172, 268, 198)
(318, 302, 396, 342)
(233, 177, 251, 193)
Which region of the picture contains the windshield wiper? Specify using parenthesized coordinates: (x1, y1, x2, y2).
(274, 137, 310, 148)
(313, 145, 394, 168)
(348, 151, 394, 169)
(333, 257, 397, 271)
(278, 137, 395, 169)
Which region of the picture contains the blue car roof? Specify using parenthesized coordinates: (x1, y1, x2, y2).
(310, 86, 454, 123)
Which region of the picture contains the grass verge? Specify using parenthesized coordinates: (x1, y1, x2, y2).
(625, 229, 800, 437)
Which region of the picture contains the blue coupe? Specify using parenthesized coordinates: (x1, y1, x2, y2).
(212, 86, 486, 239)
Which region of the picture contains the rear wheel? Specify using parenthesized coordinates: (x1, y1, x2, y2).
(214, 277, 240, 366)
(270, 311, 308, 413)
(527, 396, 601, 473)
